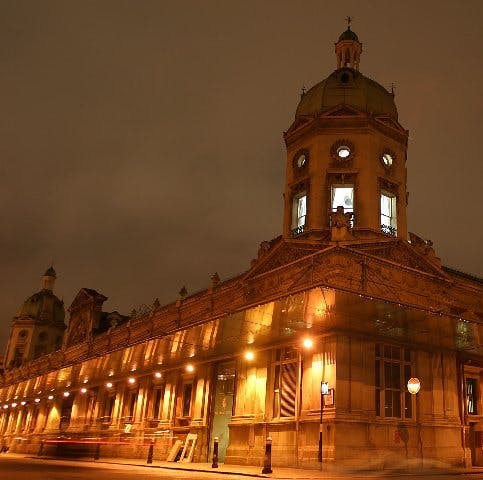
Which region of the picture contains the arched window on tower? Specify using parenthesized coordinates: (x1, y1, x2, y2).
(380, 191, 397, 236)
(291, 192, 307, 236)
(345, 48, 350, 67)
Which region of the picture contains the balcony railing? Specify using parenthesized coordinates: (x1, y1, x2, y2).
(381, 224, 397, 236)
(291, 225, 305, 237)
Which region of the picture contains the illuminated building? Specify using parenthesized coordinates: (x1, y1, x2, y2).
(1, 25, 482, 468)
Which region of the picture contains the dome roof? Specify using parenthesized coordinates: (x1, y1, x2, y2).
(18, 290, 65, 325)
(296, 68, 397, 120)
(338, 28, 359, 41)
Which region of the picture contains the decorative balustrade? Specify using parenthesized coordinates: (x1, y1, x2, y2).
(381, 224, 397, 236)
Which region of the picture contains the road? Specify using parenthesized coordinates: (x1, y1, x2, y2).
(0, 455, 482, 480)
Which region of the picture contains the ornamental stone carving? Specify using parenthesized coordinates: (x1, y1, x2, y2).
(330, 206, 355, 241)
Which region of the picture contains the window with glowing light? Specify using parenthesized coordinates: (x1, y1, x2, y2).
(331, 185, 354, 214)
(375, 344, 413, 419)
(272, 347, 301, 418)
(291, 192, 307, 235)
(380, 191, 397, 235)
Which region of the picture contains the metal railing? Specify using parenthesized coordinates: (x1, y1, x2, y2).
(381, 224, 397, 236)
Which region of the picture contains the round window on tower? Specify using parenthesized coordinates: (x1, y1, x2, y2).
(331, 140, 355, 164)
(293, 149, 309, 171)
(381, 150, 395, 168)
(18, 330, 28, 341)
(337, 146, 351, 158)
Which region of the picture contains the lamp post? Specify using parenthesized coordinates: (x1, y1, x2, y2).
(318, 381, 329, 463)
(407, 377, 423, 466)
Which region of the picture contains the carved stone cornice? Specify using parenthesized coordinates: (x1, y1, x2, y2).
(1, 240, 481, 389)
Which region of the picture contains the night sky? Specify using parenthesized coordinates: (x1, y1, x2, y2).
(1, 1, 482, 351)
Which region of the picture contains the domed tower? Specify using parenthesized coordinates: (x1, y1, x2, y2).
(4, 267, 66, 369)
(283, 24, 408, 243)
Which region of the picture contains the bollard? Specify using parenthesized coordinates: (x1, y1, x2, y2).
(147, 440, 154, 464)
(37, 440, 44, 457)
(211, 436, 219, 468)
(261, 436, 272, 474)
(94, 442, 100, 460)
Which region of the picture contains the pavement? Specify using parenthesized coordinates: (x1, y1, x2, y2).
(4, 452, 483, 479)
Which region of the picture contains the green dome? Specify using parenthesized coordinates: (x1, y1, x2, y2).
(18, 290, 65, 325)
(296, 68, 397, 120)
(338, 28, 359, 41)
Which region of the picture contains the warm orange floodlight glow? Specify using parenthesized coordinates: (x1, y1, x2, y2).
(302, 338, 314, 349)
(106, 382, 113, 388)
(407, 377, 421, 395)
(80, 388, 87, 394)
(244, 351, 255, 361)
(63, 391, 70, 397)
(185, 364, 195, 373)
(154, 372, 162, 378)
(128, 377, 136, 384)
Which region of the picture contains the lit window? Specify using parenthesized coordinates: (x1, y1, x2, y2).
(331, 185, 354, 213)
(375, 345, 413, 419)
(467, 378, 478, 415)
(381, 192, 397, 235)
(291, 193, 307, 235)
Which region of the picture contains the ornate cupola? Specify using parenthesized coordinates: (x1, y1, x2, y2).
(3, 267, 66, 369)
(335, 17, 362, 70)
(283, 24, 409, 243)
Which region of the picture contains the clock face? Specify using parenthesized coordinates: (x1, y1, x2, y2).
(337, 146, 351, 159)
(296, 153, 307, 168)
(382, 152, 393, 167)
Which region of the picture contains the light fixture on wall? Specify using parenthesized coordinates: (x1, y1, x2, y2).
(154, 372, 162, 379)
(128, 377, 136, 384)
(80, 388, 87, 394)
(63, 391, 70, 397)
(302, 337, 314, 349)
(185, 364, 195, 373)
(34, 398, 40, 403)
(106, 382, 113, 389)
(407, 377, 421, 395)
(244, 351, 255, 361)
(47, 395, 54, 400)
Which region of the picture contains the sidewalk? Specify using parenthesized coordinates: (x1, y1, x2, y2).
(15, 452, 483, 479)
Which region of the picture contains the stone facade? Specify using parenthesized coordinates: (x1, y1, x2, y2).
(1, 26, 482, 470)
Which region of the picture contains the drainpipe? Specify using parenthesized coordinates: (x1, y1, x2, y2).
(456, 355, 467, 467)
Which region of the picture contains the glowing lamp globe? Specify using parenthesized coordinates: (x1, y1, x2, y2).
(407, 377, 421, 395)
(244, 351, 255, 361)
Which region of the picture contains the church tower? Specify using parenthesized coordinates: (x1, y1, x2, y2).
(3, 267, 66, 369)
(283, 22, 408, 243)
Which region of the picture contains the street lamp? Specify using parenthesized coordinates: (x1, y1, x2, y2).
(407, 377, 423, 465)
(318, 381, 330, 463)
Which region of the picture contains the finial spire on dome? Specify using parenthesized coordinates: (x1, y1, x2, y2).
(42, 265, 57, 291)
(335, 19, 362, 70)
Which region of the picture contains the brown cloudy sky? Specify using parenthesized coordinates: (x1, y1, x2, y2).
(0, 0, 482, 350)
